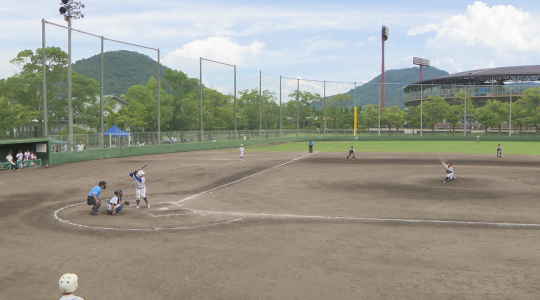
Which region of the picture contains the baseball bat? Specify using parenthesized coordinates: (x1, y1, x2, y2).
(136, 164, 148, 172)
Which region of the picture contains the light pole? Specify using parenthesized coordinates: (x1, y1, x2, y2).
(413, 57, 430, 136)
(509, 87, 513, 137)
(59, 0, 85, 146)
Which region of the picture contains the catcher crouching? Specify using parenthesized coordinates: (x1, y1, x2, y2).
(104, 189, 129, 215)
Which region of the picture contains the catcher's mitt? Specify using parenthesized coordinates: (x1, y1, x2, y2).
(124, 200, 130, 206)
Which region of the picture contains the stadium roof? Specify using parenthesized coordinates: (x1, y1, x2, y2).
(404, 65, 540, 92)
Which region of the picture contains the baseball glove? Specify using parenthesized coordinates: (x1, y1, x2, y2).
(124, 200, 130, 206)
(446, 170, 452, 174)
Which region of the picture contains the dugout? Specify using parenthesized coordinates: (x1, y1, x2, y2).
(0, 138, 51, 166)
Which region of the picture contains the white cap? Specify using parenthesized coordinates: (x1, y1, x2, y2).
(240, 144, 243, 146)
(59, 273, 78, 293)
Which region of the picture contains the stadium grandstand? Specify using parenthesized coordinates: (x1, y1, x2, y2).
(403, 65, 540, 107)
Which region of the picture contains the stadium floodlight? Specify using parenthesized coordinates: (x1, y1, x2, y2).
(382, 25, 389, 41)
(413, 57, 430, 67)
(59, 0, 85, 145)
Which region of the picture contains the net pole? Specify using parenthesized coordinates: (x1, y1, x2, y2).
(199, 57, 203, 142)
(41, 19, 48, 138)
(279, 76, 282, 137)
(157, 49, 161, 144)
(234, 65, 237, 140)
(259, 70, 262, 139)
(296, 79, 299, 137)
(99, 36, 104, 148)
(354, 82, 357, 136)
(323, 81, 326, 137)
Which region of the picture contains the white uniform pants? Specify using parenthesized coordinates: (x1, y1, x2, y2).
(446, 172, 454, 179)
(136, 187, 146, 200)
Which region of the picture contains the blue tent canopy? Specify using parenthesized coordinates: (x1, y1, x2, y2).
(99, 125, 132, 137)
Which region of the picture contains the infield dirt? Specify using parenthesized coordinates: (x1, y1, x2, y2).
(1, 150, 540, 299)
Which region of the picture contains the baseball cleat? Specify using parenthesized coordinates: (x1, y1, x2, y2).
(136, 205, 139, 209)
(147, 203, 151, 208)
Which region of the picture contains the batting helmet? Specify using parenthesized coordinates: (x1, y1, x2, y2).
(114, 189, 123, 196)
(59, 273, 78, 293)
(137, 170, 145, 176)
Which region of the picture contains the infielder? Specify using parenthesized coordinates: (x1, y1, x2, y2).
(59, 273, 84, 300)
(105, 189, 125, 215)
(87, 181, 107, 215)
(496, 144, 502, 159)
(129, 170, 150, 209)
(345, 146, 355, 160)
(443, 161, 456, 183)
(239, 144, 244, 160)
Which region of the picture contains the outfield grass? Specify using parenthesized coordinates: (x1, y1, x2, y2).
(247, 141, 540, 155)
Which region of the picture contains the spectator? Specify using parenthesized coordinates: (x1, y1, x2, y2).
(76, 141, 84, 151)
(70, 144, 74, 152)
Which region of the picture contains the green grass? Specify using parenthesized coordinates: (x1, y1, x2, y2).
(247, 141, 540, 155)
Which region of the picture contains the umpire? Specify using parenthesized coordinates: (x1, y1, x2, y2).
(308, 140, 313, 153)
(87, 180, 107, 215)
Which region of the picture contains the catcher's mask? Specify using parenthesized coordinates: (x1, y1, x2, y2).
(59, 273, 78, 293)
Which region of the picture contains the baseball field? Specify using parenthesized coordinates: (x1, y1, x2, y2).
(2, 141, 540, 299)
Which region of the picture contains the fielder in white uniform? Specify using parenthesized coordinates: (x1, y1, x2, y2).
(59, 273, 84, 300)
(443, 161, 456, 183)
(239, 144, 244, 160)
(345, 146, 355, 160)
(129, 170, 150, 209)
(496, 144, 502, 159)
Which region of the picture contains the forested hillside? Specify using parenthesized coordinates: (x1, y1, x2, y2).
(313, 67, 449, 109)
(72, 50, 168, 96)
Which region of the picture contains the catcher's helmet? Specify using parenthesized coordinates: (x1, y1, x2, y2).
(114, 189, 123, 196)
(59, 273, 78, 293)
(99, 180, 107, 189)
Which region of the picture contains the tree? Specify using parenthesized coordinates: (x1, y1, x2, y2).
(325, 94, 352, 128)
(382, 106, 407, 131)
(422, 95, 451, 131)
(453, 90, 475, 129)
(359, 104, 379, 131)
(475, 99, 508, 133)
(519, 87, 540, 132)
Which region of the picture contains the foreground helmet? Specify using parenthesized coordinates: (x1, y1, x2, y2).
(59, 273, 78, 293)
(99, 180, 107, 189)
(114, 189, 123, 196)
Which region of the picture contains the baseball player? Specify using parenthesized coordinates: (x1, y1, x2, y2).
(345, 146, 355, 161)
(239, 144, 244, 160)
(496, 144, 502, 159)
(15, 150, 23, 168)
(105, 189, 125, 215)
(59, 273, 84, 300)
(443, 161, 456, 183)
(87, 181, 107, 215)
(476, 135, 480, 142)
(6, 152, 16, 170)
(23, 149, 30, 168)
(129, 170, 150, 209)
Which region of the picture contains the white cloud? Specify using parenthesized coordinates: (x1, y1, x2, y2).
(163, 37, 265, 66)
(416, 2, 540, 53)
(407, 23, 439, 36)
(368, 36, 377, 43)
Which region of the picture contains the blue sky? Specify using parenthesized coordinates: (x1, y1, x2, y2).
(2, 1, 540, 96)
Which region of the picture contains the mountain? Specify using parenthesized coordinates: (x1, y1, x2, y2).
(315, 67, 449, 109)
(72, 50, 168, 96)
